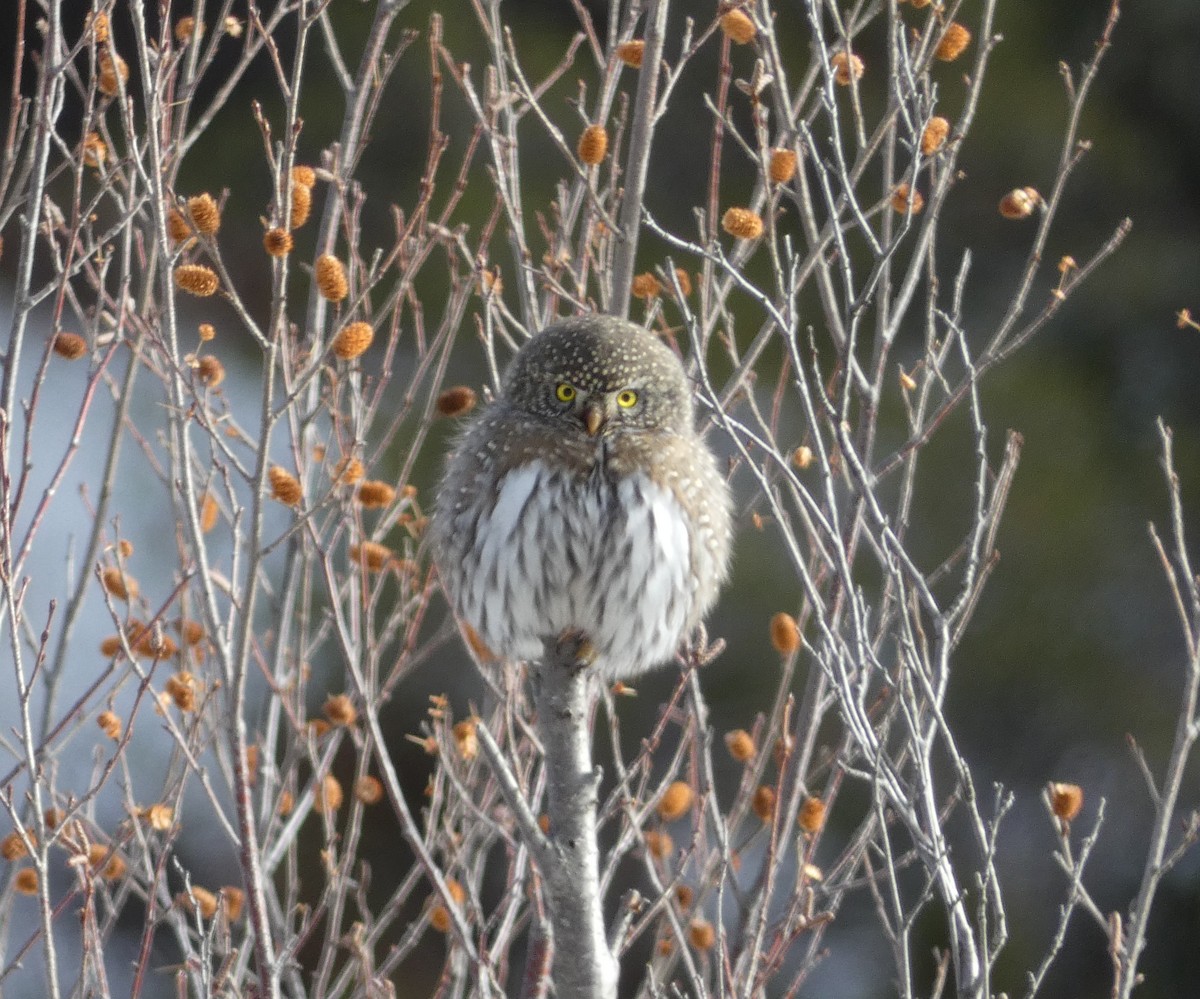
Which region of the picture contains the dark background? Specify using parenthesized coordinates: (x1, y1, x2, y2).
(2, 1, 1199, 995)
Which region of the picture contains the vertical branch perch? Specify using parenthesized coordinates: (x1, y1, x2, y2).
(608, 0, 670, 319)
(533, 634, 619, 999)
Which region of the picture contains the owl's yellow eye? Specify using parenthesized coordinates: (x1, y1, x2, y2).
(616, 389, 638, 409)
(555, 382, 576, 403)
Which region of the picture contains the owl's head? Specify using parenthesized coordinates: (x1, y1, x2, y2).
(502, 316, 695, 437)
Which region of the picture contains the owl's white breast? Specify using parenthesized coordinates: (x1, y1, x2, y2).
(455, 458, 695, 679)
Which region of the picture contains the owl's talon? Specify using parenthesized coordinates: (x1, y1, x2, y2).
(555, 629, 597, 670)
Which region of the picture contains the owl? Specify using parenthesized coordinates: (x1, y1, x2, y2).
(431, 315, 732, 681)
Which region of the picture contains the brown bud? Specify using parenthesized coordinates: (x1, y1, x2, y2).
(176, 618, 206, 646)
(688, 918, 716, 950)
(196, 355, 225, 387)
(132, 625, 177, 659)
(186, 193, 220, 235)
(331, 321, 374, 360)
(87, 844, 126, 881)
(167, 208, 192, 244)
(268, 466, 302, 506)
(97, 53, 129, 97)
(920, 116, 950, 155)
(52, 333, 88, 360)
(101, 567, 138, 601)
(82, 131, 107, 167)
(174, 264, 219, 297)
(263, 227, 293, 257)
(177, 886, 219, 920)
(315, 254, 348, 301)
(357, 480, 396, 508)
(831, 51, 865, 86)
(174, 17, 200, 43)
(453, 719, 479, 761)
(290, 183, 312, 227)
(14, 868, 38, 895)
(314, 774, 344, 814)
(429, 878, 466, 933)
(355, 776, 384, 805)
(323, 694, 357, 727)
(890, 183, 924, 216)
(769, 612, 800, 654)
(721, 206, 764, 240)
(616, 40, 645, 68)
(752, 785, 776, 822)
(643, 829, 673, 859)
(200, 492, 219, 532)
(935, 23, 972, 62)
(999, 187, 1040, 220)
(86, 12, 110, 43)
(350, 541, 392, 572)
(165, 671, 199, 712)
(792, 445, 814, 469)
(293, 165, 316, 188)
(719, 8, 756, 45)
(725, 729, 756, 762)
(1, 831, 30, 861)
(631, 272, 662, 299)
(436, 385, 478, 418)
(657, 780, 693, 821)
(221, 886, 244, 922)
(198, 323, 216, 341)
(798, 795, 826, 833)
(143, 803, 174, 831)
(334, 457, 365, 484)
(769, 148, 797, 184)
(577, 124, 609, 166)
(1049, 782, 1083, 822)
(97, 710, 122, 740)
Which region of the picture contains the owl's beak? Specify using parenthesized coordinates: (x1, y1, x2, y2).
(581, 402, 606, 437)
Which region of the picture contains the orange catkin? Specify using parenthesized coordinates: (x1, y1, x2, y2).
(615, 40, 645, 68)
(357, 480, 396, 508)
(577, 124, 609, 166)
(268, 466, 302, 506)
(331, 321, 373, 360)
(186, 193, 220, 235)
(657, 781, 693, 821)
(721, 207, 764, 240)
(719, 9, 756, 45)
(631, 272, 661, 299)
(831, 51, 865, 86)
(769, 148, 797, 184)
(315, 254, 348, 301)
(174, 264, 219, 296)
(290, 183, 312, 227)
(935, 23, 972, 62)
(920, 116, 950, 155)
(52, 333, 88, 360)
(350, 541, 392, 572)
(436, 386, 477, 418)
(769, 612, 800, 654)
(263, 227, 293, 257)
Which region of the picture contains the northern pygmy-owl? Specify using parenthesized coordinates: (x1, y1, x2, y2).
(432, 315, 732, 681)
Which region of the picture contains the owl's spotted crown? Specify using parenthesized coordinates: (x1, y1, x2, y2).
(503, 315, 694, 434)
